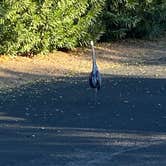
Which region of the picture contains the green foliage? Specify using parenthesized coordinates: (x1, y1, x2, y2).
(1, 0, 166, 55)
(101, 0, 166, 41)
(0, 0, 105, 55)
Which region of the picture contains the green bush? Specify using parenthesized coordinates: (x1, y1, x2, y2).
(0, 0, 105, 55)
(101, 0, 166, 41)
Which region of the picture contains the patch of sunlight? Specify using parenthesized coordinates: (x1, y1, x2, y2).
(1, 124, 166, 142)
(0, 55, 14, 63)
(0, 113, 25, 121)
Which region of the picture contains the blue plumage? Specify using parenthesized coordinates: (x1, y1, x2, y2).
(89, 41, 102, 90)
(89, 70, 101, 90)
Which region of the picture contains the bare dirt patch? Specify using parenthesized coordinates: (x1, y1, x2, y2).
(0, 37, 166, 89)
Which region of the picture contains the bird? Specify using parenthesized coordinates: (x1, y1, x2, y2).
(89, 40, 101, 91)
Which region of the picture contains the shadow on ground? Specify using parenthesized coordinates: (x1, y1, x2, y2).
(94, 40, 166, 66)
(0, 71, 166, 166)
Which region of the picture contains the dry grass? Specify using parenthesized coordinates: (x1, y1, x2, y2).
(0, 51, 120, 75)
(0, 50, 120, 89)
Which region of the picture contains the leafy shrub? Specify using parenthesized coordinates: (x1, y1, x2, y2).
(0, 0, 105, 55)
(101, 0, 166, 41)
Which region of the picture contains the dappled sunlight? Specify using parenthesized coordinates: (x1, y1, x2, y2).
(0, 123, 166, 165)
(0, 112, 25, 122)
(0, 124, 166, 146)
(0, 115, 24, 122)
(95, 39, 166, 66)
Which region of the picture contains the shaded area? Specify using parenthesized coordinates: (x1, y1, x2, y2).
(0, 73, 166, 165)
(94, 39, 166, 66)
(1, 74, 166, 131)
(95, 47, 166, 66)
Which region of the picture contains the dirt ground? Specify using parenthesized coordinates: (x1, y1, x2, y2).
(0, 36, 166, 90)
(0, 37, 166, 166)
